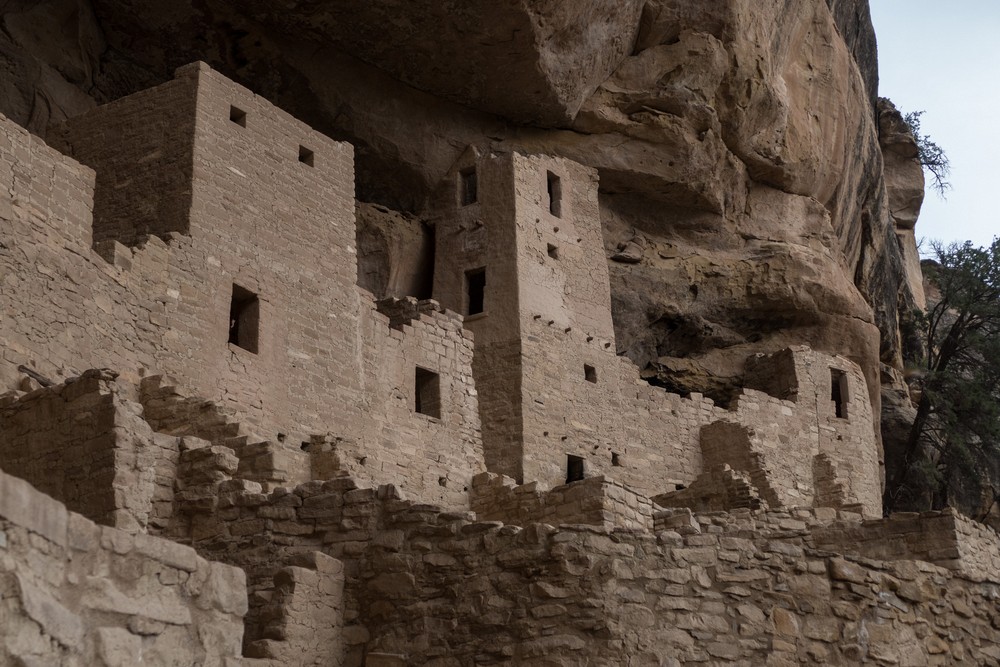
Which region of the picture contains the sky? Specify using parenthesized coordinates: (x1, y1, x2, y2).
(869, 1, 1000, 251)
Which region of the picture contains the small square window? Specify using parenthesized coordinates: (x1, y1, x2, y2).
(566, 455, 585, 483)
(547, 243, 559, 260)
(547, 171, 562, 218)
(584, 364, 597, 383)
(611, 452, 621, 467)
(415, 367, 441, 419)
(460, 167, 478, 206)
(229, 284, 259, 353)
(466, 267, 486, 316)
(299, 145, 315, 167)
(230, 105, 247, 127)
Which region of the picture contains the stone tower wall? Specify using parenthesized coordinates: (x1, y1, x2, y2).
(0, 65, 484, 509)
(431, 152, 527, 479)
(431, 150, 880, 512)
(47, 74, 198, 246)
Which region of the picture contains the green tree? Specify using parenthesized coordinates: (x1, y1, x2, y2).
(903, 110, 951, 197)
(884, 238, 1000, 515)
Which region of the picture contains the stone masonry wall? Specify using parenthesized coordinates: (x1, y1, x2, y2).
(470, 471, 655, 532)
(47, 75, 197, 246)
(812, 509, 1000, 583)
(47, 62, 363, 444)
(172, 466, 1000, 666)
(242, 552, 345, 666)
(352, 296, 484, 507)
(429, 149, 881, 514)
(430, 149, 527, 481)
(0, 370, 174, 533)
(517, 317, 714, 495)
(0, 64, 485, 509)
(351, 515, 1000, 665)
(0, 466, 247, 666)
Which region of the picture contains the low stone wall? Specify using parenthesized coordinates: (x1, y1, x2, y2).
(813, 508, 1000, 583)
(0, 466, 247, 666)
(171, 463, 1000, 665)
(244, 552, 345, 666)
(470, 471, 654, 531)
(350, 514, 1000, 665)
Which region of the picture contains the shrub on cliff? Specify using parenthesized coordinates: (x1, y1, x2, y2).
(903, 110, 951, 197)
(885, 238, 1000, 515)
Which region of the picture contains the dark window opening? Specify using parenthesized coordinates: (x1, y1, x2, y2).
(611, 452, 621, 467)
(547, 171, 562, 218)
(584, 364, 597, 383)
(415, 367, 441, 419)
(299, 145, 314, 167)
(228, 284, 259, 353)
(567, 455, 585, 483)
(547, 243, 560, 260)
(460, 167, 478, 206)
(414, 223, 436, 300)
(466, 267, 486, 316)
(230, 106, 247, 127)
(831, 369, 848, 419)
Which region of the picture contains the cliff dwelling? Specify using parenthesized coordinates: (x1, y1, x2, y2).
(0, 2, 998, 665)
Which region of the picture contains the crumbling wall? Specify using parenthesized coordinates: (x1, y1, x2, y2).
(517, 318, 715, 496)
(653, 464, 768, 512)
(0, 370, 167, 532)
(244, 552, 345, 666)
(470, 472, 654, 531)
(173, 467, 1000, 665)
(351, 297, 484, 507)
(0, 467, 247, 666)
(701, 347, 880, 515)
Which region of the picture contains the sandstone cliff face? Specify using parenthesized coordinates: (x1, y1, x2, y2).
(0, 0, 918, 429)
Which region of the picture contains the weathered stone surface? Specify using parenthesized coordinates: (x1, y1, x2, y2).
(0, 467, 246, 666)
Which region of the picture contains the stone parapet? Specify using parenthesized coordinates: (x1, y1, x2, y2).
(813, 508, 1000, 583)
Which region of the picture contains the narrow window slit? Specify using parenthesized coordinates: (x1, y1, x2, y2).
(466, 267, 486, 316)
(831, 369, 848, 419)
(460, 167, 478, 206)
(547, 171, 562, 218)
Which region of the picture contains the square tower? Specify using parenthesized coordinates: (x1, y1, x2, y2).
(432, 150, 618, 483)
(48, 62, 362, 439)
